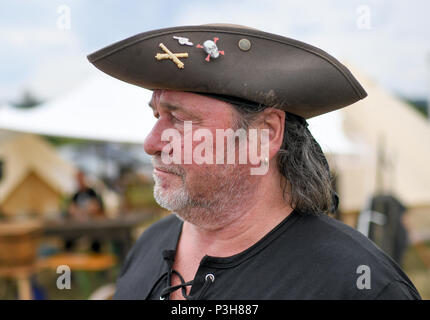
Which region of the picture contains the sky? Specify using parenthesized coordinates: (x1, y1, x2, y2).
(0, 0, 429, 105)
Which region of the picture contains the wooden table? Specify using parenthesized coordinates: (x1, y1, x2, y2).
(43, 212, 158, 260)
(0, 265, 37, 300)
(0, 212, 159, 299)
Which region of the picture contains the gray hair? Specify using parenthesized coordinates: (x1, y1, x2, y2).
(231, 103, 336, 215)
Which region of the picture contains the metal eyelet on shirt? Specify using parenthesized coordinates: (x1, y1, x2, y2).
(205, 273, 215, 282)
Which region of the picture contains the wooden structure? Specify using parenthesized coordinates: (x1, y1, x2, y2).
(0, 220, 44, 300)
(0, 132, 76, 219)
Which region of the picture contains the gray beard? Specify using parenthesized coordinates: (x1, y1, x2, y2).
(153, 165, 252, 228)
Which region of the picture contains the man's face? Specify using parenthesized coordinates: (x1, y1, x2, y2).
(143, 90, 256, 226)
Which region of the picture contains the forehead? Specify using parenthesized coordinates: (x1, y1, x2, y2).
(150, 90, 236, 118)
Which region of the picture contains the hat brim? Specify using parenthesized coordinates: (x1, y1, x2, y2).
(88, 25, 367, 119)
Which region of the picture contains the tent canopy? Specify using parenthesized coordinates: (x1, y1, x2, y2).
(339, 67, 430, 208)
(0, 74, 154, 144)
(0, 132, 76, 203)
(2, 68, 429, 210)
(0, 73, 358, 154)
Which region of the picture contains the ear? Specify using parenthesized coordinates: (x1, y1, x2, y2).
(257, 108, 285, 161)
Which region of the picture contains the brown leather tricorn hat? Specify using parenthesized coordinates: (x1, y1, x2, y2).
(87, 24, 367, 119)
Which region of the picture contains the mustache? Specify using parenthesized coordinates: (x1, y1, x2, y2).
(151, 157, 185, 176)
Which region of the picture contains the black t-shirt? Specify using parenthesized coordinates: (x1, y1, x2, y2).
(114, 210, 421, 300)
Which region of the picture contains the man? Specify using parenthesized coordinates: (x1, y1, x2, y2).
(88, 24, 421, 299)
(65, 170, 105, 252)
(67, 170, 104, 222)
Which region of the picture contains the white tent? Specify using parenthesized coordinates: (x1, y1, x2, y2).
(336, 68, 430, 212)
(1, 69, 429, 214)
(308, 111, 364, 155)
(0, 73, 356, 155)
(0, 74, 154, 144)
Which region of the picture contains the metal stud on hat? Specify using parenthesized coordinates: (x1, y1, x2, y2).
(238, 38, 251, 51)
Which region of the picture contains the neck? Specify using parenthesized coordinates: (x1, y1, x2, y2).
(179, 174, 293, 258)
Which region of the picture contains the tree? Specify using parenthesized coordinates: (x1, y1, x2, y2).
(404, 98, 428, 118)
(11, 90, 43, 109)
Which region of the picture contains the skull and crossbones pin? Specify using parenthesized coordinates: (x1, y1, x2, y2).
(196, 37, 225, 62)
(155, 36, 225, 69)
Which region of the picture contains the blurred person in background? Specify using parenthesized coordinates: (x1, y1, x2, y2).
(67, 170, 105, 221)
(64, 170, 105, 253)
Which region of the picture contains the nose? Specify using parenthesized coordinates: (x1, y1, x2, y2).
(143, 118, 170, 156)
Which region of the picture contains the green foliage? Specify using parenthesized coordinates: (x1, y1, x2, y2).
(404, 98, 428, 118)
(42, 135, 90, 147)
(125, 183, 161, 211)
(11, 90, 43, 109)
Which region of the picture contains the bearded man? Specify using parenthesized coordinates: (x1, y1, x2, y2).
(88, 24, 421, 300)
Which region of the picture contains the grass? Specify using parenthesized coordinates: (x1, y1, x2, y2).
(402, 241, 430, 300)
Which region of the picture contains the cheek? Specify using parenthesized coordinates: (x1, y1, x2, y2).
(181, 164, 221, 194)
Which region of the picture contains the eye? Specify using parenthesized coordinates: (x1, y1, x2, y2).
(171, 113, 184, 122)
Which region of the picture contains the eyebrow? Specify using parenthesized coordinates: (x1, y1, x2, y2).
(148, 100, 197, 117)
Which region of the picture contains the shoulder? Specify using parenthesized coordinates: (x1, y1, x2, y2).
(292, 212, 393, 261)
(127, 213, 181, 256)
(135, 213, 182, 247)
(375, 280, 421, 300)
(120, 214, 181, 274)
(114, 214, 182, 299)
(277, 212, 421, 299)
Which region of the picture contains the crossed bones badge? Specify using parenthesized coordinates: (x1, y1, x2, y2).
(155, 36, 225, 69)
(155, 43, 188, 69)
